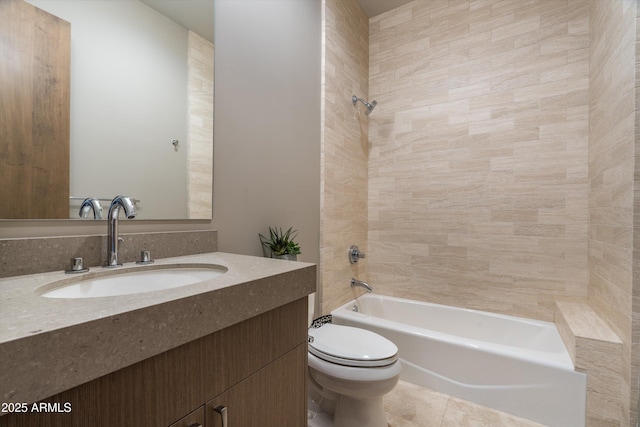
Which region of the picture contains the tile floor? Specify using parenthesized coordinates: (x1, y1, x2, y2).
(384, 381, 545, 427)
(308, 380, 545, 427)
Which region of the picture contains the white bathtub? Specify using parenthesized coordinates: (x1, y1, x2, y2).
(332, 294, 586, 427)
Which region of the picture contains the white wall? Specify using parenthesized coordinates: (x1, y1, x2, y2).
(29, 0, 189, 220)
(212, 0, 322, 265)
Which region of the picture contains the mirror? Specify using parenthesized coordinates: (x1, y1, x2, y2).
(5, 0, 213, 220)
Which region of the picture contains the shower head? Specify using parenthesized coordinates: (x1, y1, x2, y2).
(352, 95, 377, 115)
(365, 100, 377, 115)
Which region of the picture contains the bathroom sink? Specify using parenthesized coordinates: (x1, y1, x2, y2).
(38, 264, 227, 299)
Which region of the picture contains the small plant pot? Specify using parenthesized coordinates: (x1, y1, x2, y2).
(272, 254, 297, 261)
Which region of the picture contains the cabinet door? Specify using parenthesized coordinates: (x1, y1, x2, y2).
(168, 406, 205, 427)
(206, 344, 307, 427)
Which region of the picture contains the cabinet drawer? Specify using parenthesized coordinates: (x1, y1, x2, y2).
(168, 406, 205, 427)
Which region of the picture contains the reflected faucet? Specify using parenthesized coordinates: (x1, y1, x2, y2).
(79, 197, 103, 219)
(350, 278, 373, 293)
(104, 195, 137, 267)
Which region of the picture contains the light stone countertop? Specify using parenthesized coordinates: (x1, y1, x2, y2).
(0, 252, 316, 405)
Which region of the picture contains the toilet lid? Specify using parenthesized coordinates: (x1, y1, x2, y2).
(308, 324, 398, 367)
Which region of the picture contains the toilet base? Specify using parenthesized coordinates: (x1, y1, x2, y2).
(307, 396, 387, 427)
(307, 409, 333, 427)
(334, 395, 387, 427)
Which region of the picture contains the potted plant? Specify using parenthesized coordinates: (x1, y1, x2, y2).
(259, 226, 301, 261)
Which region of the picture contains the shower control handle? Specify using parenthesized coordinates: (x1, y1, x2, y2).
(349, 245, 366, 264)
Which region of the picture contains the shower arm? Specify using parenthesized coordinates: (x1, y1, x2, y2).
(352, 96, 365, 106)
(351, 95, 377, 115)
(352, 96, 369, 108)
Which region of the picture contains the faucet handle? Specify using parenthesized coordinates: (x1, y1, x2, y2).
(349, 245, 366, 264)
(65, 257, 89, 274)
(136, 250, 155, 265)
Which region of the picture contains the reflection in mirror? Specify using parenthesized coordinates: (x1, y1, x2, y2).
(4, 0, 213, 220)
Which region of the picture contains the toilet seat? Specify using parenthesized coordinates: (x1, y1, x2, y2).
(308, 324, 398, 367)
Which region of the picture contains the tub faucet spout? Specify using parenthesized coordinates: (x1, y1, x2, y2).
(350, 278, 373, 293)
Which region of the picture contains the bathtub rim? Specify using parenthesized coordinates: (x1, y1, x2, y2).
(332, 294, 576, 372)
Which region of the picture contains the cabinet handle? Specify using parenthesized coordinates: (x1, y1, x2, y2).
(187, 424, 202, 427)
(215, 405, 228, 427)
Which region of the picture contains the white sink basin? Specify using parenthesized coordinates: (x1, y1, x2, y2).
(39, 264, 227, 299)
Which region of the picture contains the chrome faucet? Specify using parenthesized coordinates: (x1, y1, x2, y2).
(79, 197, 103, 219)
(104, 195, 136, 267)
(350, 278, 373, 293)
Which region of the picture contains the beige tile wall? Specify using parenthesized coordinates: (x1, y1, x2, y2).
(321, 0, 640, 423)
(589, 0, 638, 425)
(368, 0, 590, 321)
(187, 31, 214, 219)
(556, 301, 624, 426)
(635, 3, 640, 425)
(319, 0, 369, 315)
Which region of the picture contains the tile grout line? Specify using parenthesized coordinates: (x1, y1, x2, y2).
(438, 395, 452, 426)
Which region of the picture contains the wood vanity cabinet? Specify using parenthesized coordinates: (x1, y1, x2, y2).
(1, 298, 308, 427)
(168, 406, 205, 427)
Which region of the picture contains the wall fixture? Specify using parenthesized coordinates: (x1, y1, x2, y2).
(352, 95, 377, 115)
(349, 245, 366, 264)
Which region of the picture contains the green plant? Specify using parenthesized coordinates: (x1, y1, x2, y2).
(259, 227, 301, 256)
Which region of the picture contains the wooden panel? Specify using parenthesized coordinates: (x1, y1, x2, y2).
(1, 298, 307, 427)
(0, 0, 70, 219)
(206, 344, 307, 427)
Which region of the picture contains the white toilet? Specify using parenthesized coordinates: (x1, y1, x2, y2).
(307, 323, 401, 427)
